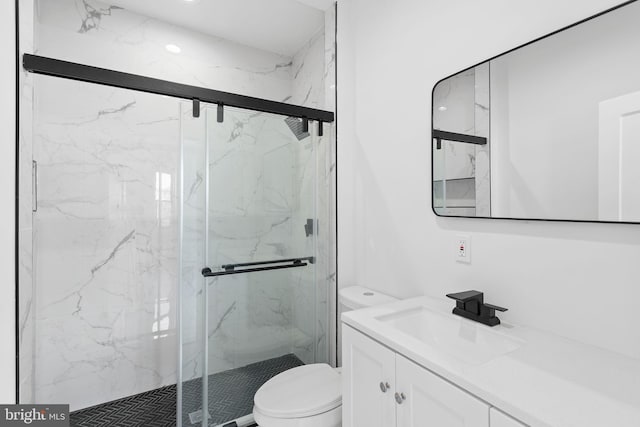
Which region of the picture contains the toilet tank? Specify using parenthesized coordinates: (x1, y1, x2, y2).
(337, 286, 397, 366)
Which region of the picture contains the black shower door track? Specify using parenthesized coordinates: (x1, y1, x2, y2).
(22, 54, 335, 123)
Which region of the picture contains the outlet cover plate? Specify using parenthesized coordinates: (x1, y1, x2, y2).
(456, 234, 471, 264)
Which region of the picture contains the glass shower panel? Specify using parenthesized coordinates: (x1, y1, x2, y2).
(179, 103, 208, 427)
(201, 106, 319, 426)
(29, 74, 182, 411)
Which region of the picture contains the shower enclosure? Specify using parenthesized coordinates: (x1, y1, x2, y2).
(20, 53, 334, 427)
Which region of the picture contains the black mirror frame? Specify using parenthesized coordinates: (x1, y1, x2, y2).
(430, 0, 640, 225)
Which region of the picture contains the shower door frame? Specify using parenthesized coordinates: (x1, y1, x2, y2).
(19, 53, 335, 414)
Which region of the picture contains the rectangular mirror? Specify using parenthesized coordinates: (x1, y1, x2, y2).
(432, 0, 640, 223)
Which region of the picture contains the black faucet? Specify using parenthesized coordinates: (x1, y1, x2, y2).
(446, 290, 507, 327)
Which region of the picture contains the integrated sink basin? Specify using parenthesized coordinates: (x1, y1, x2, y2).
(375, 306, 525, 365)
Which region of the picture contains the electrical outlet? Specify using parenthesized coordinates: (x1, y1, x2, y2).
(456, 235, 471, 264)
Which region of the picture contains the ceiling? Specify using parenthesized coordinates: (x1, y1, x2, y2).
(107, 0, 334, 56)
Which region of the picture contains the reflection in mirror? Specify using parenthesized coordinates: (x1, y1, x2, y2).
(433, 64, 490, 217)
(432, 0, 640, 223)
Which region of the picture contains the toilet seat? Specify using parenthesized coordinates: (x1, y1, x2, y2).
(254, 364, 342, 419)
(253, 404, 341, 427)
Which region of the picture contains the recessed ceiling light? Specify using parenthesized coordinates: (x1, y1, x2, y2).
(165, 44, 181, 54)
(438, 106, 447, 111)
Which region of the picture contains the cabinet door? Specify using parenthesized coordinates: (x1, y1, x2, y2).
(342, 325, 396, 427)
(396, 355, 489, 427)
(490, 408, 527, 427)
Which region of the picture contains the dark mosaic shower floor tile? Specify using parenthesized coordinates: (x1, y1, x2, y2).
(70, 384, 177, 427)
(69, 354, 304, 427)
(184, 353, 304, 426)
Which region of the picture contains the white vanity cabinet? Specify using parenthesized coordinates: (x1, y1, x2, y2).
(490, 409, 527, 427)
(343, 295, 640, 427)
(343, 325, 491, 427)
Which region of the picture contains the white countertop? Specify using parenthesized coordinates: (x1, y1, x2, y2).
(342, 296, 640, 427)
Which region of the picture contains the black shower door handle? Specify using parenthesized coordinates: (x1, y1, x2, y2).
(201, 257, 314, 277)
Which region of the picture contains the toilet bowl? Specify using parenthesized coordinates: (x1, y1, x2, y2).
(253, 286, 397, 426)
(253, 364, 342, 427)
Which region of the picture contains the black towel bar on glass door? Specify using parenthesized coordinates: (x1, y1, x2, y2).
(221, 257, 315, 270)
(201, 257, 314, 277)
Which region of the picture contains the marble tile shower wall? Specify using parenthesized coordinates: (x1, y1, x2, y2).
(34, 0, 293, 102)
(19, 0, 336, 410)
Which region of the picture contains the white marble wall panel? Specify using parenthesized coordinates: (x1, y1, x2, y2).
(35, 0, 293, 103)
(291, 29, 326, 109)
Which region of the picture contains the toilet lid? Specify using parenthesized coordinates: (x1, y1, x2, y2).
(254, 364, 342, 419)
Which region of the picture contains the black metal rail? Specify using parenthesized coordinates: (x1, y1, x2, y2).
(221, 256, 314, 271)
(202, 257, 313, 277)
(23, 54, 335, 123)
(432, 129, 487, 146)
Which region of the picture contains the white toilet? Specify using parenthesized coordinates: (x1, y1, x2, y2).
(253, 286, 397, 427)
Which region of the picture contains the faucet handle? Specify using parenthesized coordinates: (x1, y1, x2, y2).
(484, 303, 508, 312)
(446, 290, 483, 303)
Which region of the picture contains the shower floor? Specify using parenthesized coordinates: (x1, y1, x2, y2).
(69, 353, 304, 427)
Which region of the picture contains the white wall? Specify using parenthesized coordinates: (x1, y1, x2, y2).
(0, 0, 16, 404)
(337, 0, 640, 359)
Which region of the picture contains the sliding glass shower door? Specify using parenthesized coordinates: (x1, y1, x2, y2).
(27, 74, 186, 413)
(180, 104, 324, 427)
